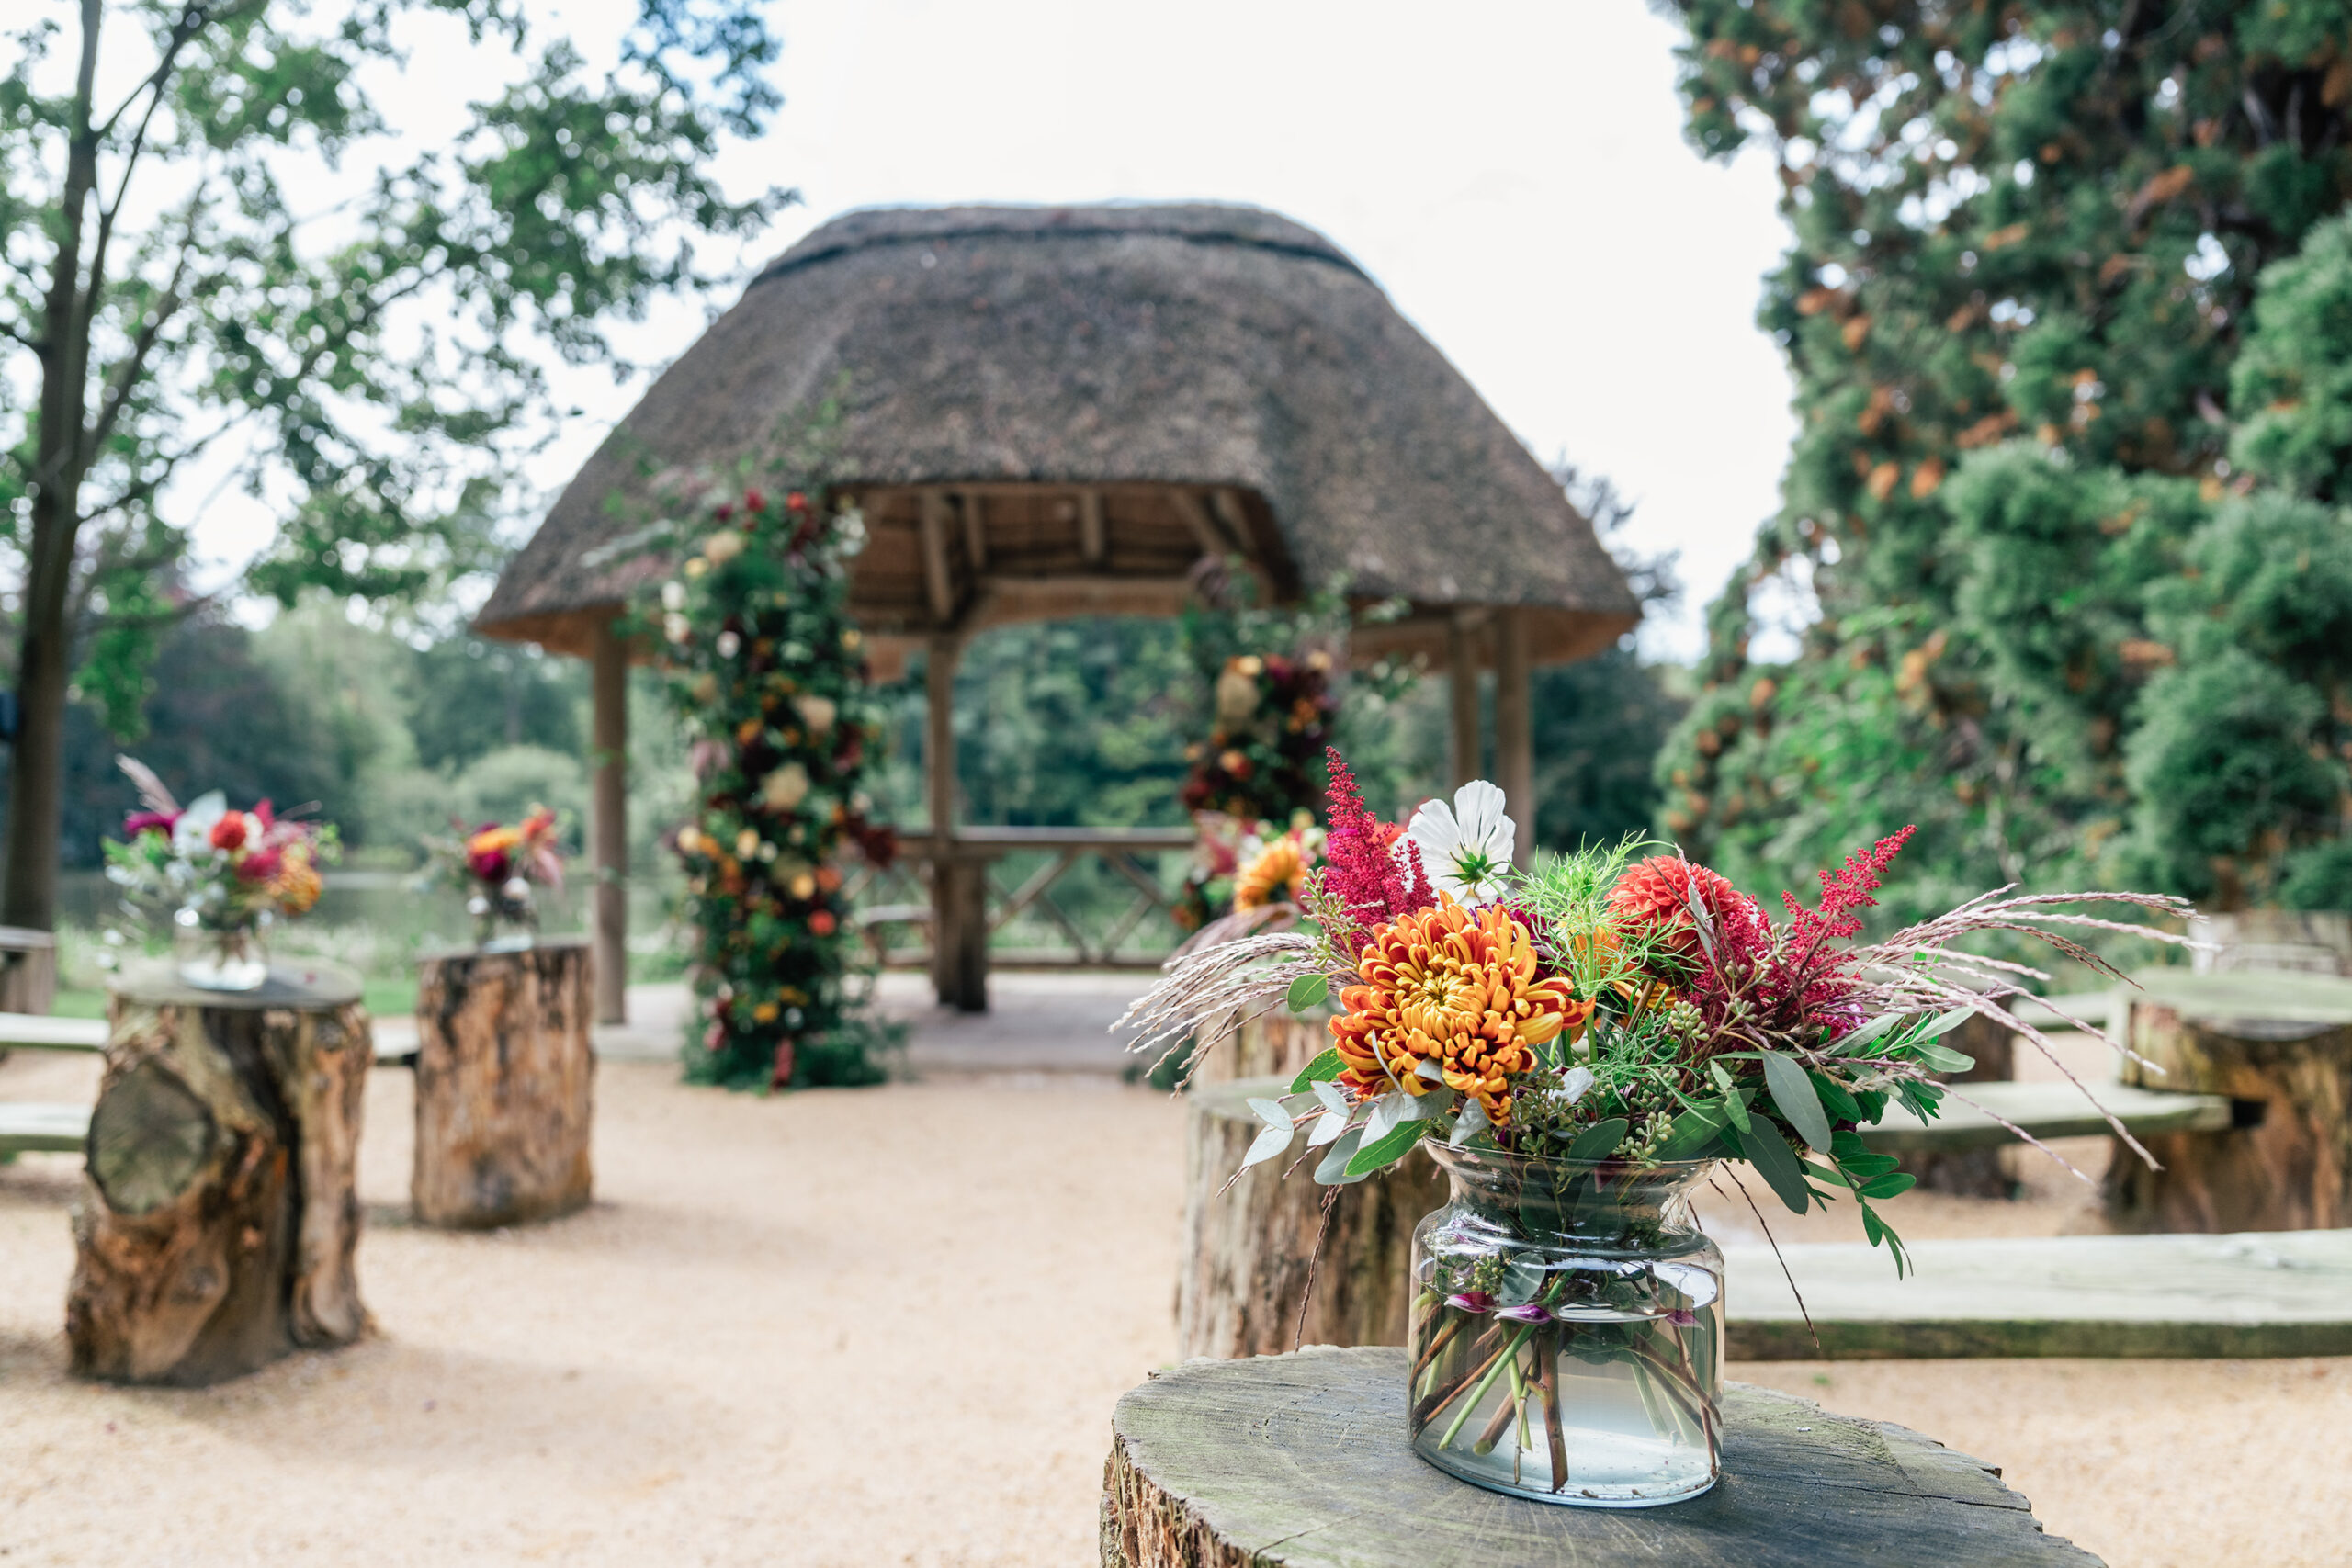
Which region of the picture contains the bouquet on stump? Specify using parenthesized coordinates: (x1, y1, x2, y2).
(1122, 747, 2192, 1506)
(419, 807, 565, 951)
(102, 756, 336, 992)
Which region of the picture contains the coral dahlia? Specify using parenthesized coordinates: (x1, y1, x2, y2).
(1606, 855, 1751, 961)
(1329, 898, 1588, 1126)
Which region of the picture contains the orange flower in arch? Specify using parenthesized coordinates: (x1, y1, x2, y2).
(1329, 898, 1589, 1127)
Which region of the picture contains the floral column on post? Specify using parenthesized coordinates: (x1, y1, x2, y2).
(647, 485, 897, 1089)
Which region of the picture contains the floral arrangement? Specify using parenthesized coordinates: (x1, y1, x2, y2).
(642, 480, 898, 1090)
(1171, 811, 1328, 935)
(102, 756, 335, 934)
(1124, 747, 2196, 1271)
(420, 807, 564, 945)
(1178, 649, 1338, 823)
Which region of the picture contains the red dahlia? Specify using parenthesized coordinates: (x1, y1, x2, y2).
(1606, 855, 1747, 960)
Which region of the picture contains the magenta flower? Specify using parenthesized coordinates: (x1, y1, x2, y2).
(1445, 1292, 1495, 1314)
(124, 810, 178, 837)
(1496, 1303, 1555, 1325)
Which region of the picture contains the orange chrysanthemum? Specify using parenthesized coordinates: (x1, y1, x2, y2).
(1233, 835, 1307, 909)
(1329, 898, 1589, 1126)
(1606, 855, 1744, 960)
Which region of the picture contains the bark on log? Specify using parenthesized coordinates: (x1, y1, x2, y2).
(1175, 1077, 1446, 1359)
(1902, 1009, 2018, 1199)
(67, 962, 371, 1385)
(1184, 1009, 1327, 1088)
(1100, 1347, 2102, 1567)
(413, 938, 594, 1228)
(2107, 971, 2352, 1233)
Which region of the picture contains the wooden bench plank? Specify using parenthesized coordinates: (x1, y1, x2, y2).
(0, 1012, 107, 1051)
(1724, 1230, 2352, 1359)
(0, 1101, 92, 1154)
(1857, 1078, 2233, 1154)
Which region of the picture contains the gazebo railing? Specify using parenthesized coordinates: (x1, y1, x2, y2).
(842, 826, 1198, 971)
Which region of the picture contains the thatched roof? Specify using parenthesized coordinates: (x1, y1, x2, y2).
(477, 202, 1638, 665)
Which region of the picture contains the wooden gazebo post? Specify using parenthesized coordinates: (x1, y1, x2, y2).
(926, 633, 987, 1011)
(1495, 607, 1534, 867)
(590, 617, 629, 1025)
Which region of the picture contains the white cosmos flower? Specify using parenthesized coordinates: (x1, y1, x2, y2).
(1403, 779, 1516, 900)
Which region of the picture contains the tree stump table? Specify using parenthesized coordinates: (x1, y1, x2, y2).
(2108, 968, 2352, 1232)
(412, 938, 594, 1228)
(68, 961, 371, 1385)
(1177, 1077, 1446, 1359)
(1102, 1347, 2101, 1567)
(1186, 1010, 1328, 1089)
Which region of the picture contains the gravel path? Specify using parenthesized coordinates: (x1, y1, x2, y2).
(1, 1015, 2345, 1566)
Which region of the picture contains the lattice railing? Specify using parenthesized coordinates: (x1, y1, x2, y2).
(842, 827, 1196, 970)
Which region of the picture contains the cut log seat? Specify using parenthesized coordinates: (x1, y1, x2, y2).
(0, 1101, 91, 1155)
(1724, 1229, 2352, 1359)
(1858, 1078, 2233, 1154)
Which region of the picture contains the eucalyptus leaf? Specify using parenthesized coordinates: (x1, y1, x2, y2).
(1245, 1097, 1293, 1132)
(1736, 1120, 1813, 1215)
(1315, 1127, 1368, 1185)
(1567, 1118, 1628, 1161)
(1498, 1256, 1546, 1307)
(1365, 1091, 1408, 1145)
(1921, 1005, 1979, 1039)
(1286, 973, 1329, 1013)
(1343, 1117, 1425, 1178)
(1240, 1120, 1294, 1169)
(1911, 1041, 1978, 1074)
(1414, 1057, 1445, 1083)
(1761, 1051, 1834, 1154)
(1836, 1011, 1903, 1054)
(1312, 1079, 1351, 1116)
(1722, 1085, 1753, 1134)
(1306, 1106, 1350, 1147)
(1449, 1096, 1492, 1148)
(1288, 1048, 1345, 1094)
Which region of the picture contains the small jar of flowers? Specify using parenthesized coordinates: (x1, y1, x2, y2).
(1123, 747, 2194, 1507)
(102, 758, 335, 992)
(424, 807, 564, 952)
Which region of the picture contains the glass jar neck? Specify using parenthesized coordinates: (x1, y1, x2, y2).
(1429, 1145, 1714, 1242)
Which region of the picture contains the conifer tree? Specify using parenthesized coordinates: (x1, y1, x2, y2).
(1652, 0, 2352, 910)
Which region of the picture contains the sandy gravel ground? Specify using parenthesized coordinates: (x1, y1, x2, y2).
(2, 1020, 2346, 1567)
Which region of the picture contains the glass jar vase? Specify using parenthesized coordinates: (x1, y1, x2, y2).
(173, 905, 270, 991)
(1408, 1145, 1724, 1507)
(469, 876, 538, 953)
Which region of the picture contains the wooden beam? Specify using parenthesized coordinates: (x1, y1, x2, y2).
(1445, 611, 1483, 790)
(1079, 489, 1106, 565)
(924, 634, 987, 1011)
(1169, 488, 1232, 558)
(925, 633, 961, 841)
(918, 489, 956, 625)
(959, 491, 989, 572)
(1208, 488, 1253, 557)
(1493, 606, 1532, 864)
(590, 618, 629, 1025)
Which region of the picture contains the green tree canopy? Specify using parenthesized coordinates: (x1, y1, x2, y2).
(0, 0, 791, 927)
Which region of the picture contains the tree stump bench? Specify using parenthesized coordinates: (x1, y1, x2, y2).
(2107, 968, 2352, 1232)
(1178, 1077, 1445, 1359)
(1101, 1347, 2099, 1566)
(412, 937, 594, 1228)
(67, 961, 371, 1385)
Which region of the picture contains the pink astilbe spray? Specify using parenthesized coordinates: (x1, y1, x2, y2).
(1318, 747, 1432, 953)
(1784, 826, 1917, 945)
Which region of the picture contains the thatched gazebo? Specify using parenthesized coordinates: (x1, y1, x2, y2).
(478, 203, 1638, 1017)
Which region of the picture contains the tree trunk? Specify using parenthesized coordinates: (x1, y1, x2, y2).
(1175, 1077, 1446, 1359)
(412, 938, 595, 1228)
(67, 961, 371, 1385)
(1100, 1348, 2102, 1567)
(2106, 973, 2352, 1233)
(1185, 1009, 1326, 1088)
(3, 0, 101, 935)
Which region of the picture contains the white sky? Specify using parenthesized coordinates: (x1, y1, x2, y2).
(178, 0, 1804, 659)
